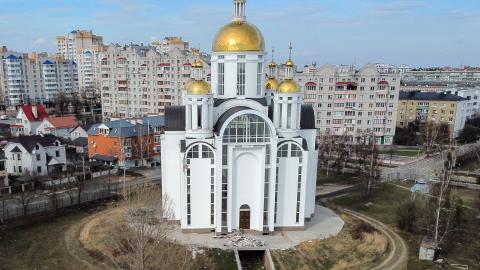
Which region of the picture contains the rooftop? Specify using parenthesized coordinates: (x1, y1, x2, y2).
(399, 91, 467, 102)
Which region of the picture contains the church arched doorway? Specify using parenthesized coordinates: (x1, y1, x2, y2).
(239, 204, 251, 230)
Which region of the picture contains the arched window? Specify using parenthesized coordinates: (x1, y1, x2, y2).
(184, 143, 215, 226)
(222, 114, 272, 143)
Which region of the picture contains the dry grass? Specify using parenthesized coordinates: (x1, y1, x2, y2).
(357, 232, 387, 255)
(271, 214, 390, 270)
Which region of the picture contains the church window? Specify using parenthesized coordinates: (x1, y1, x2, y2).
(257, 63, 262, 95)
(222, 114, 271, 143)
(237, 63, 246, 95)
(218, 63, 224, 95)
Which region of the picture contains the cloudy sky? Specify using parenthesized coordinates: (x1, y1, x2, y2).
(0, 0, 478, 67)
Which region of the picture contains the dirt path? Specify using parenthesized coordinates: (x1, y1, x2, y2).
(340, 208, 408, 270)
(64, 208, 119, 270)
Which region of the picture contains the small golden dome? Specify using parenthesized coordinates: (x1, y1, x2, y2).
(186, 80, 211, 95)
(191, 60, 203, 68)
(265, 78, 279, 91)
(285, 59, 294, 67)
(278, 79, 300, 94)
(212, 21, 265, 52)
(268, 61, 277, 68)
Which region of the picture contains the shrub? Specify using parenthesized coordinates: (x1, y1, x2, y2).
(396, 199, 418, 233)
(351, 221, 376, 240)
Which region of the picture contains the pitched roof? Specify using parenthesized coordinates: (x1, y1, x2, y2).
(46, 116, 78, 129)
(399, 91, 467, 102)
(142, 115, 165, 128)
(8, 134, 61, 153)
(20, 104, 49, 122)
(69, 137, 88, 147)
(87, 119, 146, 138)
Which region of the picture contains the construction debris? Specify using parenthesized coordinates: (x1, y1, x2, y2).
(223, 232, 265, 248)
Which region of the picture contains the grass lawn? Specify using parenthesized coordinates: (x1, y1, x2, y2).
(271, 213, 389, 270)
(379, 149, 423, 157)
(333, 183, 480, 270)
(0, 205, 108, 269)
(317, 170, 359, 185)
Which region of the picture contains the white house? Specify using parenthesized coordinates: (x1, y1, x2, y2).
(11, 104, 49, 136)
(36, 116, 79, 139)
(69, 125, 88, 141)
(3, 134, 67, 176)
(161, 0, 318, 234)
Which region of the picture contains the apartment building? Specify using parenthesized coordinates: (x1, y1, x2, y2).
(98, 44, 210, 121)
(402, 67, 480, 83)
(278, 63, 400, 145)
(152, 36, 189, 54)
(0, 50, 78, 106)
(397, 91, 468, 137)
(56, 30, 104, 98)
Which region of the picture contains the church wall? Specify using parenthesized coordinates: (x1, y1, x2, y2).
(161, 132, 185, 220)
(276, 157, 303, 227)
(300, 129, 318, 218)
(231, 147, 264, 232)
(188, 158, 213, 229)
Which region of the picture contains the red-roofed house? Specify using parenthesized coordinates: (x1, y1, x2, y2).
(12, 104, 49, 136)
(36, 116, 79, 139)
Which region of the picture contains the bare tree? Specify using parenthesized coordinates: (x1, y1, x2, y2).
(15, 187, 37, 216)
(334, 132, 352, 174)
(421, 121, 450, 156)
(355, 134, 381, 198)
(430, 144, 458, 251)
(108, 184, 207, 269)
(319, 131, 334, 177)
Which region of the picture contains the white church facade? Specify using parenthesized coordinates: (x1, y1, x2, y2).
(161, 0, 318, 234)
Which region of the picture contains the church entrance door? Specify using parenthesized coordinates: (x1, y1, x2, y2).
(239, 204, 250, 230)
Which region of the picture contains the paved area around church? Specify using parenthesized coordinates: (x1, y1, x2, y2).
(167, 205, 344, 250)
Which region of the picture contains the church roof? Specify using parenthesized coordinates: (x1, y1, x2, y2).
(300, 105, 315, 129)
(214, 106, 250, 135)
(165, 106, 186, 131)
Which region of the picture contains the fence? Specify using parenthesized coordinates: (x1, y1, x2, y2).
(0, 181, 121, 222)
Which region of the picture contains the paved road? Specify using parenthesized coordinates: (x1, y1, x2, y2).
(382, 142, 480, 181)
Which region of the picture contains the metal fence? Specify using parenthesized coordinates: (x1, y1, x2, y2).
(0, 182, 121, 222)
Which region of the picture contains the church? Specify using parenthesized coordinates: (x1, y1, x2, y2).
(161, 0, 318, 234)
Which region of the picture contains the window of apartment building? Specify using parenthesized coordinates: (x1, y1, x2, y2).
(360, 86, 365, 91)
(327, 112, 332, 116)
(370, 86, 375, 91)
(357, 120, 362, 124)
(329, 78, 334, 83)
(371, 78, 376, 82)
(361, 78, 366, 82)
(237, 63, 246, 95)
(218, 63, 224, 95)
(326, 120, 331, 124)
(390, 86, 395, 91)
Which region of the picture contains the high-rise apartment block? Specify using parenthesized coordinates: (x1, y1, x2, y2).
(152, 36, 189, 54)
(277, 64, 400, 145)
(56, 30, 104, 98)
(98, 44, 210, 120)
(0, 49, 78, 106)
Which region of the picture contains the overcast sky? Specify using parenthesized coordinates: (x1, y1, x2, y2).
(0, 0, 478, 67)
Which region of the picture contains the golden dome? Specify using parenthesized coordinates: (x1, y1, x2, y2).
(285, 59, 294, 67)
(265, 78, 279, 91)
(278, 79, 300, 94)
(212, 21, 265, 52)
(268, 60, 277, 68)
(191, 60, 203, 68)
(186, 80, 211, 95)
